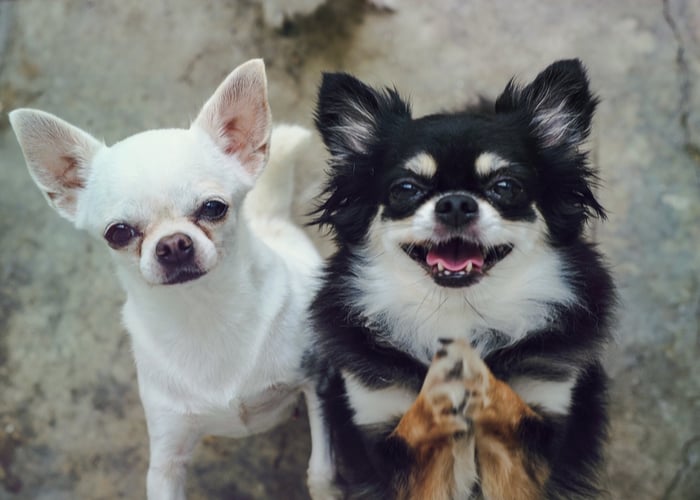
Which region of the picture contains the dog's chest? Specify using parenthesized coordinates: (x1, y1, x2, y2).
(197, 383, 302, 438)
(140, 353, 304, 437)
(126, 299, 307, 437)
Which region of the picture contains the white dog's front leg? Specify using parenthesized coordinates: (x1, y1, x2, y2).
(304, 386, 340, 500)
(145, 410, 201, 500)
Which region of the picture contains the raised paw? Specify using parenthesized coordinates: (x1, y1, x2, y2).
(421, 339, 491, 422)
(395, 339, 492, 446)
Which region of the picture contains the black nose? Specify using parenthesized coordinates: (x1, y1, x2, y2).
(435, 194, 478, 227)
(156, 233, 194, 265)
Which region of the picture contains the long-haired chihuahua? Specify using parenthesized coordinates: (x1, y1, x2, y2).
(305, 59, 615, 499)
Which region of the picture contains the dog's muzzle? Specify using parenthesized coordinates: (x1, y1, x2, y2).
(156, 232, 205, 284)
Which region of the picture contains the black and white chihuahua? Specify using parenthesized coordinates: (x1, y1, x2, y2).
(305, 59, 615, 499)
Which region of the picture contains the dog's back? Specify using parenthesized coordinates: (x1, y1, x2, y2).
(246, 124, 321, 277)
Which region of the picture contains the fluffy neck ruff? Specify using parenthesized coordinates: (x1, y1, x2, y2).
(345, 237, 578, 363)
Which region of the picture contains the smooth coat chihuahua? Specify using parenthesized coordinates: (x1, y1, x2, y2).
(9, 59, 323, 499)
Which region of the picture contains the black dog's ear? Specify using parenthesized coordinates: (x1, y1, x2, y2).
(495, 59, 598, 150)
(315, 72, 411, 159)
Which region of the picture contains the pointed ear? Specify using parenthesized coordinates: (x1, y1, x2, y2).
(314, 72, 411, 159)
(192, 59, 271, 181)
(9, 108, 104, 222)
(495, 59, 598, 149)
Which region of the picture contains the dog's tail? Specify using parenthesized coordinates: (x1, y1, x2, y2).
(246, 124, 312, 220)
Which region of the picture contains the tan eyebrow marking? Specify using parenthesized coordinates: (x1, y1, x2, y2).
(404, 152, 438, 178)
(475, 152, 508, 176)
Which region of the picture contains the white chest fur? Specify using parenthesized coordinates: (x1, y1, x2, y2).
(349, 240, 576, 362)
(120, 213, 318, 438)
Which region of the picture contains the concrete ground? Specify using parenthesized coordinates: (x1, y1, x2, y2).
(0, 0, 698, 498)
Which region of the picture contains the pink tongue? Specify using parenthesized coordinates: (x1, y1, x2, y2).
(426, 241, 484, 271)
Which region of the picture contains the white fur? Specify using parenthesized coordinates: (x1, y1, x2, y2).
(348, 195, 577, 363)
(531, 100, 580, 148)
(452, 438, 478, 500)
(329, 100, 379, 159)
(305, 387, 341, 500)
(510, 376, 576, 415)
(342, 371, 415, 426)
(9, 59, 322, 500)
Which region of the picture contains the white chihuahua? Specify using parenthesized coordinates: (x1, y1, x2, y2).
(9, 59, 324, 499)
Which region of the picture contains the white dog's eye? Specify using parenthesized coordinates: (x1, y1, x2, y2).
(198, 200, 228, 221)
(104, 223, 138, 249)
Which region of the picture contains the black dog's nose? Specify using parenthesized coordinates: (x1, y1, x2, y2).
(156, 233, 194, 265)
(435, 194, 479, 227)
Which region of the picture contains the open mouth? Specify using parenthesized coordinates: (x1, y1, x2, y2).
(401, 238, 513, 287)
(162, 267, 206, 285)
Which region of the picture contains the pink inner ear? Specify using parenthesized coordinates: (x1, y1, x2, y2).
(57, 155, 86, 190)
(222, 117, 243, 156)
(194, 60, 271, 178)
(219, 112, 269, 176)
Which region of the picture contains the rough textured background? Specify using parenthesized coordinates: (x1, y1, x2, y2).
(0, 0, 698, 498)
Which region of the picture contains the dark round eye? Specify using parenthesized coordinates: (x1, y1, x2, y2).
(198, 200, 228, 221)
(488, 178, 524, 204)
(104, 223, 137, 249)
(390, 180, 425, 205)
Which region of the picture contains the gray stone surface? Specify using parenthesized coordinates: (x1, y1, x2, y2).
(0, 0, 698, 498)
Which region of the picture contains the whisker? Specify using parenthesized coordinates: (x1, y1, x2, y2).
(417, 289, 450, 329)
(463, 294, 487, 322)
(413, 275, 440, 321)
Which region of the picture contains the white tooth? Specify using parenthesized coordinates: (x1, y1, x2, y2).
(444, 270, 451, 276)
(466, 261, 473, 273)
(437, 262, 445, 272)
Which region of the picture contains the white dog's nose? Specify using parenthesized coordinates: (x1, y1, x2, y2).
(156, 233, 194, 265)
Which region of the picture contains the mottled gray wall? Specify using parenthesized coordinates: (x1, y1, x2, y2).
(0, 1, 698, 498)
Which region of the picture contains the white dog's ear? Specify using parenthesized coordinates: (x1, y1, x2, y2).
(193, 59, 272, 181)
(9, 109, 104, 222)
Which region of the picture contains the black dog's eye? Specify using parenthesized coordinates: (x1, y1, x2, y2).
(104, 223, 137, 249)
(198, 200, 228, 221)
(390, 180, 425, 205)
(488, 178, 524, 204)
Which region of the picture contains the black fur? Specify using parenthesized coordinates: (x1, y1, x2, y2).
(307, 59, 615, 499)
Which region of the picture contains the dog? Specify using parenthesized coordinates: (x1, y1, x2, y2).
(9, 59, 323, 500)
(306, 59, 616, 499)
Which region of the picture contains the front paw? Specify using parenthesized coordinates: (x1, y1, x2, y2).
(307, 474, 343, 500)
(421, 339, 490, 427)
(395, 339, 491, 447)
